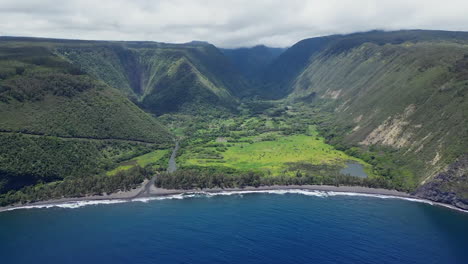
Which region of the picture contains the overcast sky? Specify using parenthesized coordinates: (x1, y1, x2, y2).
(1, 0, 468, 48)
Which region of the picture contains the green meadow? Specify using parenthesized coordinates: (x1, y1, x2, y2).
(107, 149, 170, 176)
(178, 131, 370, 176)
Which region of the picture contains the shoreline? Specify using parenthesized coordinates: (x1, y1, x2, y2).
(1, 184, 467, 213)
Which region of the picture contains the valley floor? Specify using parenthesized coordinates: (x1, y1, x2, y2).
(0, 102, 426, 207)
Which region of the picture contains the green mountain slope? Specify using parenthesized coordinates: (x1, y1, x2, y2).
(261, 37, 334, 98)
(1, 31, 467, 209)
(267, 30, 468, 207)
(262, 30, 468, 98)
(221, 45, 284, 84)
(0, 44, 173, 196)
(54, 41, 247, 114)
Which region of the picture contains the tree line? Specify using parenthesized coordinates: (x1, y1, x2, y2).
(155, 168, 403, 191)
(0, 166, 151, 206)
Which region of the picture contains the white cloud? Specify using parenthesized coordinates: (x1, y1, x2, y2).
(0, 0, 467, 47)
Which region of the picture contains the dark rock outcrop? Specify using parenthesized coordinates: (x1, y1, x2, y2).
(414, 155, 468, 210)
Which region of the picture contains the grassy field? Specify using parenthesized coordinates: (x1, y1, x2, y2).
(107, 149, 170, 175)
(178, 130, 370, 176)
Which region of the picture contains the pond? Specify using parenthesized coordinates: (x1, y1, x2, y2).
(340, 162, 368, 178)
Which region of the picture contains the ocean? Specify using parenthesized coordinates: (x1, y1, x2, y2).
(1, 191, 467, 264)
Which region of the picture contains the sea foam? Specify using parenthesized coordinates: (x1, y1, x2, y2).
(2, 199, 128, 211)
(2, 189, 467, 213)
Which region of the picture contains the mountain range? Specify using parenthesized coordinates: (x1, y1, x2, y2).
(0, 30, 466, 208)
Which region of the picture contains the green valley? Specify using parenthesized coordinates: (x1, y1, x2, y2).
(0, 30, 467, 210)
(176, 116, 370, 176)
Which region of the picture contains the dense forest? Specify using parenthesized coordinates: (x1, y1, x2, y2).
(0, 30, 467, 209)
(155, 168, 396, 191)
(0, 166, 151, 206)
(0, 41, 172, 205)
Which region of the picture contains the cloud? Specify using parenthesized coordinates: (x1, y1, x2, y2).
(0, 0, 467, 48)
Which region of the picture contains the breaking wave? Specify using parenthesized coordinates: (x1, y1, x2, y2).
(2, 189, 467, 213)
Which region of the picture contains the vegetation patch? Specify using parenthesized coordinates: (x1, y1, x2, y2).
(179, 133, 367, 176)
(107, 149, 171, 175)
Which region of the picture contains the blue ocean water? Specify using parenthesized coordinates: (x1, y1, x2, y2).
(1, 192, 468, 264)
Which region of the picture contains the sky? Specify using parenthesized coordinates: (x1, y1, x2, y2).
(1, 0, 468, 48)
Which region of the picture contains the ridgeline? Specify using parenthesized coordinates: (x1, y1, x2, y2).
(0, 30, 467, 209)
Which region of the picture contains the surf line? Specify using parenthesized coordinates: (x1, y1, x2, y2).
(1, 189, 467, 214)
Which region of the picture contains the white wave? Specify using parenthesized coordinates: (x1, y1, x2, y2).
(325, 191, 435, 205)
(184, 189, 329, 197)
(2, 199, 128, 211)
(189, 190, 468, 212)
(433, 202, 468, 213)
(2, 189, 466, 213)
(131, 194, 192, 203)
(153, 189, 463, 211)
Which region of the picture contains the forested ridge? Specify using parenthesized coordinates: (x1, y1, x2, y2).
(0, 30, 467, 209)
(0, 42, 172, 205)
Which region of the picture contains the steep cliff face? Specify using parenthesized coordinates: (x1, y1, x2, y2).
(0, 44, 172, 143)
(414, 155, 468, 209)
(254, 30, 468, 202)
(1, 32, 467, 208)
(0, 43, 173, 193)
(290, 41, 467, 179)
(56, 42, 247, 114)
(221, 45, 284, 95)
